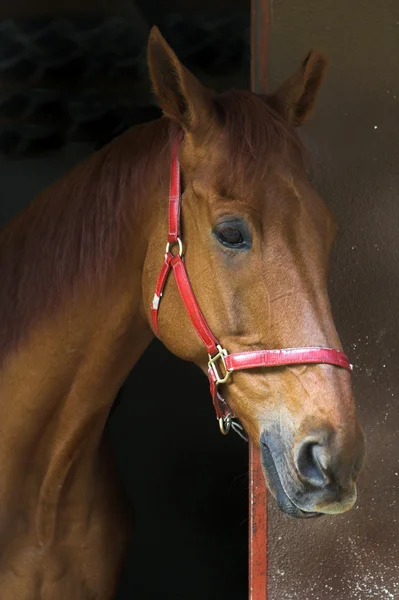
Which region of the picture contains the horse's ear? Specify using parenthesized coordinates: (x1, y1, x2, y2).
(147, 26, 214, 132)
(272, 51, 327, 126)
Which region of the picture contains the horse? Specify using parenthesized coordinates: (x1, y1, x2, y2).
(0, 26, 364, 600)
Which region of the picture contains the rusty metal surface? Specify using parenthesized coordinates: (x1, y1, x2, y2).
(249, 444, 268, 600)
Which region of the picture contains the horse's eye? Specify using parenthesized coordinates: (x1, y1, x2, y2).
(213, 218, 251, 250)
(218, 227, 243, 245)
(215, 225, 245, 248)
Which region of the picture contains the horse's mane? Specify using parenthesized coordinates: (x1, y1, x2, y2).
(0, 90, 303, 361)
(0, 118, 172, 360)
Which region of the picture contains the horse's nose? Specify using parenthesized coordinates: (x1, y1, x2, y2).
(295, 430, 363, 491)
(296, 438, 332, 487)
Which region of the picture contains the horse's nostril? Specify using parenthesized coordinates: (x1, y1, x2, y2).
(296, 440, 330, 488)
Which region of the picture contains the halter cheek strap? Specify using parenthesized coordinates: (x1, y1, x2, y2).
(151, 134, 353, 435)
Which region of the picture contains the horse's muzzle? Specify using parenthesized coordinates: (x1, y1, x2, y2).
(260, 426, 364, 518)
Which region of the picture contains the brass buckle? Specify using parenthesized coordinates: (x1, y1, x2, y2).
(208, 344, 231, 385)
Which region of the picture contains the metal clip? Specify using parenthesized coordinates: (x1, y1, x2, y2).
(219, 414, 232, 435)
(208, 344, 231, 385)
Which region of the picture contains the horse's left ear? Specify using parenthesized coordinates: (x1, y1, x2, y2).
(147, 26, 214, 133)
(272, 51, 327, 126)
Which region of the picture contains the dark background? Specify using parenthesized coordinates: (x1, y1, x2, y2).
(1, 0, 398, 598)
(0, 2, 251, 598)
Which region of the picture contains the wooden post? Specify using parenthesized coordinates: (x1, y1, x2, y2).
(251, 0, 269, 95)
(249, 443, 268, 599)
(249, 1, 269, 599)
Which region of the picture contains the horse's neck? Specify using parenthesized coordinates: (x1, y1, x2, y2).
(0, 280, 149, 543)
(0, 127, 168, 544)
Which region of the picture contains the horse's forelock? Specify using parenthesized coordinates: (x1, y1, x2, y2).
(213, 90, 306, 189)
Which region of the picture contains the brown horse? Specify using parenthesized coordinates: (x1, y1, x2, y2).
(0, 27, 364, 600)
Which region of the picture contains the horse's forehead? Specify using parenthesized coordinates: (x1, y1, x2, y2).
(190, 155, 335, 242)
(192, 151, 308, 207)
(183, 129, 333, 224)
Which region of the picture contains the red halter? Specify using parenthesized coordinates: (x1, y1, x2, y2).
(151, 134, 352, 435)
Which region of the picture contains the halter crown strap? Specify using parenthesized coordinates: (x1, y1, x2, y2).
(168, 132, 183, 243)
(151, 133, 352, 433)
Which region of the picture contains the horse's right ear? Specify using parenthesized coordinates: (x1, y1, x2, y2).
(272, 51, 328, 126)
(147, 26, 214, 133)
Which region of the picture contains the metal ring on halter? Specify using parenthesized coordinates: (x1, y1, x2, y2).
(165, 237, 183, 257)
(219, 414, 232, 435)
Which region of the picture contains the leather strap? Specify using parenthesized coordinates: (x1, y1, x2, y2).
(168, 132, 183, 243)
(151, 252, 173, 336)
(170, 255, 219, 356)
(151, 133, 353, 427)
(225, 347, 352, 373)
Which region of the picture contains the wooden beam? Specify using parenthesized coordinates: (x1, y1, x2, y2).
(249, 1, 269, 598)
(251, 0, 269, 93)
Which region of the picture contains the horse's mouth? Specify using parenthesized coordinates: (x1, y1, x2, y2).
(260, 441, 322, 519)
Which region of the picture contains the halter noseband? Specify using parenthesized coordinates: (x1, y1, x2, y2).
(151, 133, 352, 436)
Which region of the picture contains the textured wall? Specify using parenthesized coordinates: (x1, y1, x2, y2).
(267, 2, 399, 598)
(0, 10, 249, 156)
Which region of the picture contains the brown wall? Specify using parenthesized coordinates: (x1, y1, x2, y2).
(267, 2, 399, 598)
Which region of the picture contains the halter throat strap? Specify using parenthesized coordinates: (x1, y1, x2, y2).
(151, 134, 352, 434)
